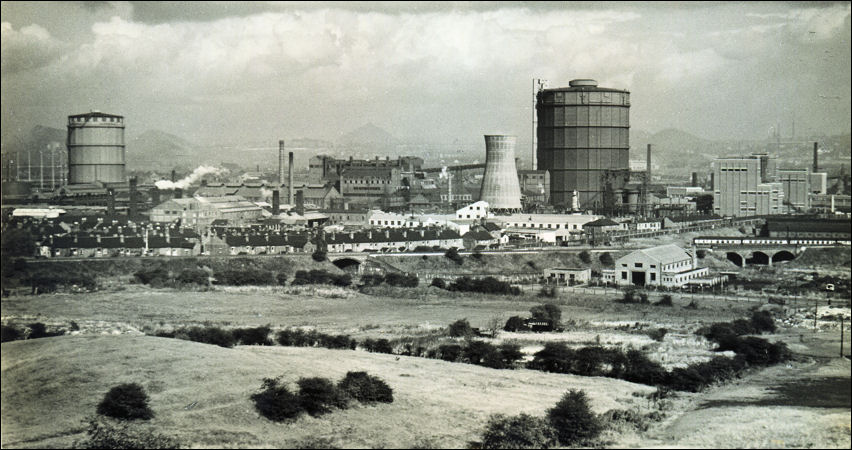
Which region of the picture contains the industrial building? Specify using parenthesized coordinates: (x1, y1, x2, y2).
(67, 111, 126, 184)
(150, 195, 263, 229)
(712, 154, 784, 217)
(777, 169, 810, 212)
(612, 244, 710, 288)
(536, 79, 630, 209)
(479, 135, 523, 213)
(518, 170, 550, 204)
(544, 268, 591, 286)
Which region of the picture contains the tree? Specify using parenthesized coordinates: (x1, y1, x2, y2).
(598, 252, 614, 267)
(448, 318, 474, 337)
(0, 228, 36, 257)
(97, 383, 154, 420)
(530, 303, 562, 325)
(695, 194, 713, 214)
(579, 250, 592, 264)
(547, 390, 602, 446)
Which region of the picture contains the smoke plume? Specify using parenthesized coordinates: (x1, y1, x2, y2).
(155, 165, 226, 190)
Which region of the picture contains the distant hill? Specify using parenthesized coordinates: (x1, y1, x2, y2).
(631, 128, 724, 174)
(337, 123, 399, 146)
(126, 129, 203, 169)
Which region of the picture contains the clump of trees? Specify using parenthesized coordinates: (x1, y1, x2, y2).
(97, 383, 154, 420)
(291, 269, 351, 287)
(359, 273, 419, 288)
(446, 276, 520, 295)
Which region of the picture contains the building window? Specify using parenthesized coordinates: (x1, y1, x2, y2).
(634, 263, 643, 268)
(650, 273, 656, 281)
(621, 272, 627, 280)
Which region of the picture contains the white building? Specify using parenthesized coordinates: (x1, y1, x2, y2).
(614, 244, 709, 288)
(495, 213, 600, 243)
(456, 201, 490, 220)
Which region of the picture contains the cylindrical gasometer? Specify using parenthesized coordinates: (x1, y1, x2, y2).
(536, 79, 630, 209)
(67, 111, 125, 184)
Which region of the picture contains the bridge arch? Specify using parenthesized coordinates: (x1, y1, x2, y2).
(746, 251, 770, 266)
(332, 258, 362, 272)
(771, 250, 796, 264)
(726, 252, 744, 267)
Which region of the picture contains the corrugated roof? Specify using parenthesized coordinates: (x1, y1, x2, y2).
(584, 218, 619, 227)
(638, 244, 690, 265)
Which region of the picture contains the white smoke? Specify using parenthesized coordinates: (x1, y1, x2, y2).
(155, 166, 227, 190)
(438, 166, 448, 179)
(260, 188, 274, 199)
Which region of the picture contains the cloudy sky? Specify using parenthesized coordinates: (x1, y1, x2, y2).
(2, 1, 850, 151)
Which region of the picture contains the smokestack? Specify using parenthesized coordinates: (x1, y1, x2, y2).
(174, 188, 183, 199)
(288, 151, 294, 205)
(479, 135, 522, 212)
(107, 188, 116, 217)
(710, 172, 714, 191)
(272, 190, 280, 215)
(646, 144, 652, 182)
(171, 169, 176, 182)
(129, 177, 138, 219)
(813, 142, 818, 172)
(278, 140, 286, 185)
(295, 190, 304, 216)
(691, 172, 698, 187)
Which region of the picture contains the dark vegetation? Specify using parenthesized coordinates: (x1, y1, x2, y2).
(96, 383, 154, 420)
(504, 303, 562, 332)
(213, 269, 276, 286)
(445, 276, 520, 295)
(276, 328, 357, 350)
(444, 248, 464, 265)
(2, 322, 66, 343)
(252, 372, 393, 422)
(430, 277, 447, 289)
(75, 417, 181, 449)
(480, 414, 558, 449)
(292, 269, 351, 287)
(358, 273, 419, 288)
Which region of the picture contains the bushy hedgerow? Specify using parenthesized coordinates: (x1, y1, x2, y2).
(291, 269, 351, 287)
(384, 272, 419, 287)
(438, 343, 463, 362)
(175, 268, 208, 286)
(430, 277, 447, 289)
(480, 413, 559, 449)
(26, 322, 65, 339)
(275, 328, 357, 350)
(96, 383, 154, 420)
(360, 274, 385, 287)
(527, 343, 669, 385)
(1, 324, 22, 342)
(297, 377, 347, 417)
(134, 266, 170, 286)
(362, 338, 394, 354)
(251, 377, 302, 422)
(75, 417, 181, 449)
(448, 276, 520, 295)
(232, 326, 273, 346)
(214, 269, 276, 286)
(646, 327, 668, 342)
(499, 343, 525, 366)
(666, 356, 748, 392)
(337, 371, 393, 404)
(616, 289, 649, 304)
(750, 310, 777, 333)
(26, 272, 98, 293)
(172, 326, 236, 348)
(448, 318, 475, 337)
(547, 390, 602, 446)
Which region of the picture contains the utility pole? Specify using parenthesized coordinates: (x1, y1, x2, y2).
(841, 316, 845, 358)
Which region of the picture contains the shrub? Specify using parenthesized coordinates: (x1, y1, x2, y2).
(696, 249, 707, 259)
(530, 304, 562, 325)
(547, 389, 602, 446)
(498, 343, 525, 366)
(312, 250, 327, 262)
(430, 277, 447, 289)
(175, 326, 236, 348)
(504, 316, 527, 332)
(622, 349, 668, 386)
(292, 269, 351, 287)
(276, 272, 289, 286)
(646, 328, 668, 342)
(214, 269, 275, 286)
(750, 311, 777, 333)
(76, 417, 180, 449)
(251, 377, 302, 422)
(133, 266, 169, 285)
(385, 272, 419, 288)
(444, 248, 464, 265)
(175, 268, 208, 286)
(448, 276, 520, 295)
(438, 344, 463, 362)
(464, 340, 498, 365)
(599, 252, 614, 267)
(481, 413, 559, 449)
(527, 342, 576, 374)
(297, 377, 344, 416)
(1, 324, 23, 342)
(317, 333, 356, 350)
(337, 371, 393, 404)
(232, 326, 272, 346)
(27, 322, 64, 339)
(579, 250, 592, 264)
(97, 383, 154, 420)
(538, 286, 557, 298)
(618, 289, 637, 304)
(600, 408, 649, 432)
(448, 319, 474, 337)
(360, 274, 385, 287)
(362, 338, 394, 354)
(654, 295, 673, 307)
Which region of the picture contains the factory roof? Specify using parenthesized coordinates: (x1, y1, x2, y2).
(68, 111, 123, 119)
(463, 229, 497, 241)
(635, 244, 691, 265)
(340, 167, 396, 178)
(582, 218, 620, 228)
(326, 227, 461, 244)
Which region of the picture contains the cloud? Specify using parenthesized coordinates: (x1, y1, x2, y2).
(0, 22, 65, 74)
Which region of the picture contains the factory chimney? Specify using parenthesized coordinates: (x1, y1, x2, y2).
(151, 187, 160, 205)
(479, 135, 522, 213)
(813, 142, 819, 172)
(171, 169, 176, 182)
(174, 188, 183, 199)
(278, 140, 286, 185)
(691, 172, 698, 187)
(107, 188, 116, 217)
(295, 190, 305, 216)
(129, 177, 138, 219)
(272, 189, 280, 215)
(646, 144, 652, 182)
(289, 151, 295, 205)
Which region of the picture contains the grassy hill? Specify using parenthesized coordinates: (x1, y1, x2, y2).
(1, 335, 654, 448)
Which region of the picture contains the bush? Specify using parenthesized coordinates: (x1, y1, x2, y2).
(621, 349, 668, 386)
(430, 277, 447, 289)
(97, 383, 154, 420)
(464, 340, 498, 365)
(498, 343, 525, 366)
(530, 304, 562, 325)
(276, 272, 289, 286)
(362, 338, 394, 354)
(232, 326, 272, 346)
(444, 248, 464, 265)
(750, 310, 777, 333)
(537, 286, 557, 298)
(438, 343, 463, 362)
(76, 417, 180, 449)
(251, 377, 303, 422)
(480, 413, 559, 449)
(547, 390, 602, 446)
(174, 326, 236, 348)
(385, 272, 419, 288)
(214, 269, 275, 286)
(646, 328, 668, 342)
(599, 252, 614, 267)
(312, 250, 327, 262)
(527, 342, 576, 374)
(448, 276, 520, 295)
(579, 250, 592, 264)
(292, 269, 351, 287)
(654, 295, 673, 307)
(503, 316, 527, 332)
(448, 318, 474, 337)
(360, 274, 385, 287)
(175, 268, 208, 286)
(27, 322, 64, 339)
(297, 377, 345, 417)
(1, 324, 23, 342)
(133, 266, 169, 286)
(337, 371, 393, 404)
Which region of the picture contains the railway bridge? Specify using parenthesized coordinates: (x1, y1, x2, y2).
(693, 236, 847, 267)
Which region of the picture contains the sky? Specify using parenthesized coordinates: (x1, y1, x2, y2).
(2, 1, 850, 151)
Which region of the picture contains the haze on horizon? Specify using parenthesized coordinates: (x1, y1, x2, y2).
(2, 1, 850, 151)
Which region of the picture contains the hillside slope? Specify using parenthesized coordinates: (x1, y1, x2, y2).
(1, 335, 653, 448)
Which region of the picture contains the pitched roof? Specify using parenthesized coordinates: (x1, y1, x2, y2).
(637, 244, 691, 265)
(463, 229, 496, 241)
(583, 218, 619, 227)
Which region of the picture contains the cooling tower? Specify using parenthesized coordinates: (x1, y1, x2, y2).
(67, 111, 125, 184)
(479, 135, 522, 212)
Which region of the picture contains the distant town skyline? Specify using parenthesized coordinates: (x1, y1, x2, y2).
(2, 1, 850, 150)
